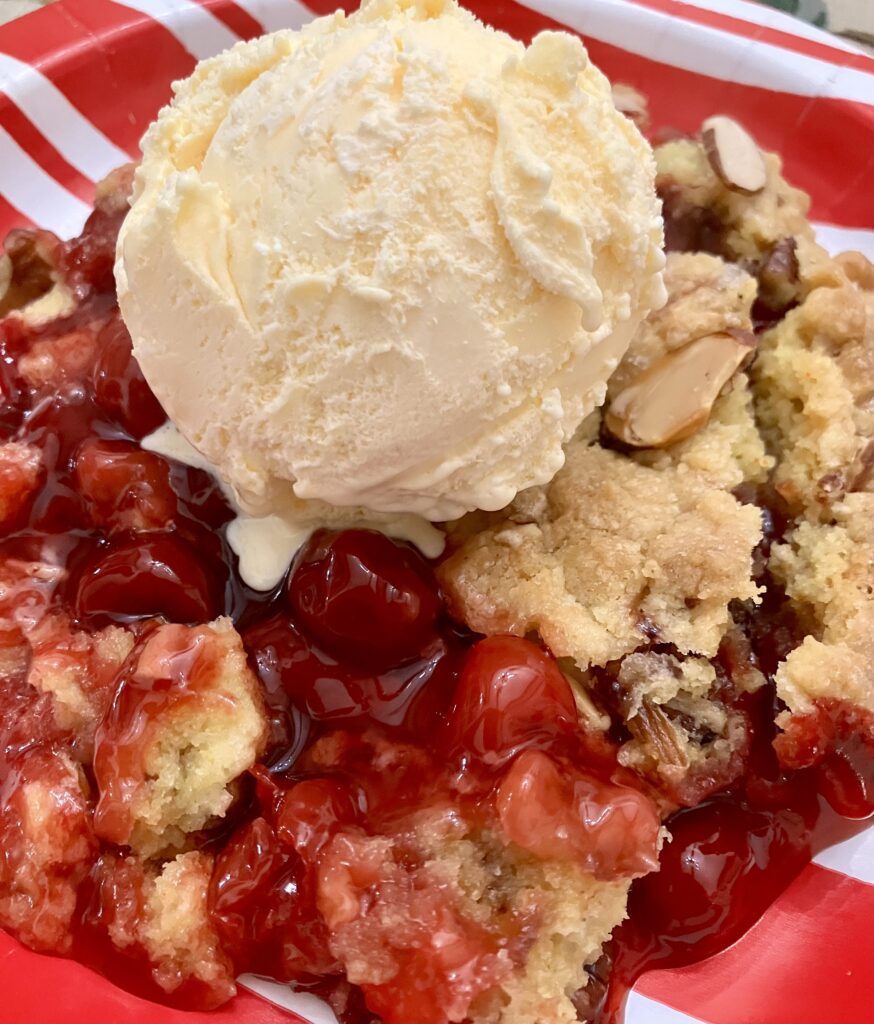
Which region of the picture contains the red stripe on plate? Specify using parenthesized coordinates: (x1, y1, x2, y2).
(300, 0, 356, 13)
(636, 863, 874, 1024)
(192, 0, 266, 41)
(0, 0, 195, 157)
(0, 931, 305, 1024)
(60, 0, 198, 151)
(617, 0, 874, 73)
(0, 103, 94, 202)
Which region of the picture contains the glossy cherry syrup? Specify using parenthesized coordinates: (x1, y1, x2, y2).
(1, 200, 872, 1024)
(591, 685, 874, 1024)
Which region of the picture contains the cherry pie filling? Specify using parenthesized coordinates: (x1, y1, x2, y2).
(0, 192, 872, 1024)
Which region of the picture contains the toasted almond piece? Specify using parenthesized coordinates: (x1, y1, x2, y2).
(835, 250, 874, 291)
(701, 115, 767, 195)
(605, 331, 756, 448)
(612, 83, 649, 129)
(850, 439, 874, 493)
(17, 282, 76, 327)
(0, 253, 11, 307)
(0, 230, 59, 318)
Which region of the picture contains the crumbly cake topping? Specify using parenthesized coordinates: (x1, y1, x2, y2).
(441, 443, 762, 670)
(606, 252, 756, 399)
(655, 137, 815, 265)
(771, 493, 874, 715)
(753, 267, 874, 517)
(94, 849, 236, 1002)
(610, 652, 749, 808)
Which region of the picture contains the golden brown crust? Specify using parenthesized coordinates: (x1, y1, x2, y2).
(440, 443, 761, 669)
(771, 493, 874, 716)
(753, 273, 874, 517)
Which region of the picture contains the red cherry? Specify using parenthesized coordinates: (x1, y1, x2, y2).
(275, 779, 360, 864)
(444, 635, 578, 767)
(209, 817, 288, 959)
(92, 315, 165, 438)
(496, 750, 661, 880)
(288, 529, 440, 670)
(61, 202, 126, 297)
(72, 533, 222, 626)
(0, 442, 42, 532)
(244, 613, 456, 734)
(74, 438, 177, 533)
(622, 796, 812, 967)
(817, 746, 874, 819)
(17, 386, 115, 533)
(208, 817, 337, 980)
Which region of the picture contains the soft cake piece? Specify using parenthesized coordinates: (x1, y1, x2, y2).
(440, 443, 762, 669)
(771, 493, 874, 715)
(27, 617, 134, 741)
(97, 851, 236, 1006)
(753, 267, 874, 517)
(92, 617, 267, 856)
(469, 859, 628, 1024)
(142, 852, 237, 1000)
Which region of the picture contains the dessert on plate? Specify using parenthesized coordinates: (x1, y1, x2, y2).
(0, 2, 871, 1023)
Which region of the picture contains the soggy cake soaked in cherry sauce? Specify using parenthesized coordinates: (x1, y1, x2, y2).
(1, 93, 873, 1024)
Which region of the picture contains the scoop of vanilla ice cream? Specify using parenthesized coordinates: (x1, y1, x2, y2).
(117, 0, 665, 525)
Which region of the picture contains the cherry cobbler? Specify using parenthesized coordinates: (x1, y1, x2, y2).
(1, 102, 872, 1024)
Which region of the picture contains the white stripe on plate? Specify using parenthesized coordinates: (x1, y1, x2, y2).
(238, 975, 339, 1024)
(516, 0, 874, 106)
(814, 828, 874, 886)
(0, 52, 131, 181)
(239, 974, 712, 1024)
(113, 0, 240, 61)
(676, 0, 871, 57)
(626, 990, 709, 1023)
(812, 221, 874, 261)
(233, 0, 313, 33)
(0, 126, 90, 236)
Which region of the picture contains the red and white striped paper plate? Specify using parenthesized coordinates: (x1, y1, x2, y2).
(1, 2, 873, 1023)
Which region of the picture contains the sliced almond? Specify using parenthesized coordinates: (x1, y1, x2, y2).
(757, 237, 799, 313)
(850, 439, 874, 493)
(605, 331, 755, 448)
(629, 698, 689, 770)
(0, 253, 11, 308)
(0, 230, 59, 319)
(612, 83, 649, 129)
(835, 250, 874, 291)
(701, 115, 767, 195)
